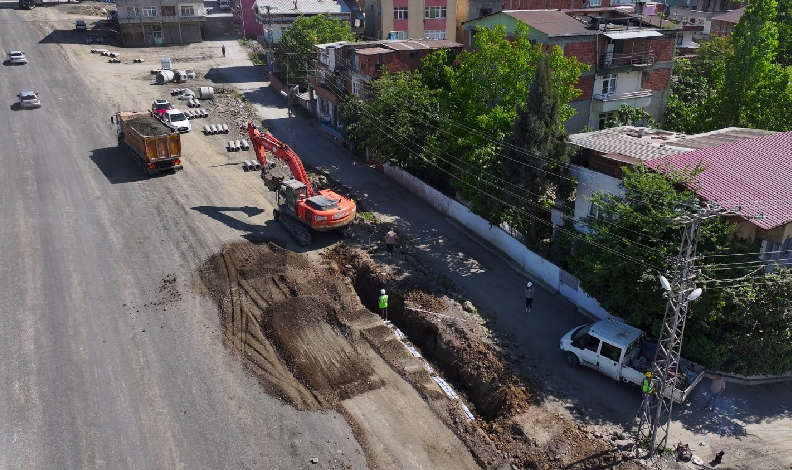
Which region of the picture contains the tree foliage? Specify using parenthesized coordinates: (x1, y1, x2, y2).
(606, 104, 656, 128)
(274, 15, 356, 89)
(498, 53, 572, 243)
(563, 165, 792, 374)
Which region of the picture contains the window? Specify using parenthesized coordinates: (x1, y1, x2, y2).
(589, 0, 602, 5)
(127, 6, 140, 17)
(352, 79, 362, 96)
(410, 51, 420, 59)
(161, 6, 175, 16)
(389, 30, 407, 39)
(142, 6, 157, 16)
(599, 342, 622, 362)
(350, 52, 356, 69)
(479, 7, 491, 16)
(152, 24, 162, 38)
(180, 5, 195, 16)
(601, 73, 617, 95)
(676, 33, 684, 45)
(319, 98, 330, 116)
(394, 7, 408, 19)
(424, 29, 446, 40)
(424, 6, 446, 18)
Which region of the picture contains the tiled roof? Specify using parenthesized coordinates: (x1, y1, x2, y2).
(712, 7, 745, 24)
(501, 10, 599, 37)
(356, 47, 393, 55)
(646, 131, 792, 230)
(255, 0, 350, 16)
(569, 127, 692, 162)
(668, 127, 776, 149)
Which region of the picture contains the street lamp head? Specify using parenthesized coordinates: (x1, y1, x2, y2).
(687, 288, 703, 301)
(659, 275, 672, 292)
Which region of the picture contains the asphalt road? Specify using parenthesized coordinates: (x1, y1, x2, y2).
(0, 8, 366, 470)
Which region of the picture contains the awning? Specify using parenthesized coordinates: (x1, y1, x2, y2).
(604, 30, 664, 40)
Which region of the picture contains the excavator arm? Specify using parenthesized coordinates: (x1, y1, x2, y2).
(247, 123, 314, 197)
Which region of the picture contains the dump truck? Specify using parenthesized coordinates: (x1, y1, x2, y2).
(112, 111, 183, 176)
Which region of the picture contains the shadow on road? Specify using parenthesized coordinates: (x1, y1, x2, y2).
(89, 146, 149, 184)
(205, 66, 262, 84)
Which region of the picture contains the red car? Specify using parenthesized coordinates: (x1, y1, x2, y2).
(151, 99, 173, 118)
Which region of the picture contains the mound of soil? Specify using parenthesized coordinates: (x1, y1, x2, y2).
(127, 115, 170, 136)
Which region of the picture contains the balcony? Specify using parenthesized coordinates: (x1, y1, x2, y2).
(119, 14, 204, 23)
(592, 89, 652, 113)
(598, 51, 656, 70)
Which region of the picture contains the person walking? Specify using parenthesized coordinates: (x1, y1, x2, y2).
(384, 229, 398, 255)
(221, 45, 226, 57)
(706, 373, 726, 410)
(378, 289, 389, 320)
(525, 281, 534, 313)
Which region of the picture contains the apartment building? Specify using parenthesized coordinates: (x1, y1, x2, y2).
(666, 0, 743, 35)
(463, 9, 676, 132)
(253, 0, 355, 44)
(116, 0, 205, 46)
(310, 39, 462, 134)
(364, 0, 458, 43)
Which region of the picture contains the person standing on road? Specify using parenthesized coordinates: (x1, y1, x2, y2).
(706, 373, 726, 410)
(221, 45, 226, 57)
(384, 229, 398, 255)
(378, 289, 389, 320)
(525, 281, 534, 313)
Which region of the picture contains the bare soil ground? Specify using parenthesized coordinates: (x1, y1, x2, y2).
(34, 6, 652, 468)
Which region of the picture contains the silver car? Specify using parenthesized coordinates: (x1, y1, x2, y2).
(18, 91, 41, 109)
(7, 51, 27, 65)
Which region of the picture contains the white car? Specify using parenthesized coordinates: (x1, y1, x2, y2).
(7, 51, 27, 65)
(18, 91, 41, 109)
(159, 109, 191, 133)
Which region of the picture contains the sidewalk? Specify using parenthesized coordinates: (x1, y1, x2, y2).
(219, 53, 792, 470)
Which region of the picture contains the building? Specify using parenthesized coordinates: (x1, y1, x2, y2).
(364, 0, 458, 44)
(310, 39, 463, 134)
(253, 0, 353, 45)
(674, 23, 704, 56)
(709, 7, 745, 36)
(666, 0, 743, 37)
(558, 126, 775, 233)
(462, 10, 676, 132)
(647, 131, 792, 267)
(233, 0, 264, 38)
(116, 0, 206, 46)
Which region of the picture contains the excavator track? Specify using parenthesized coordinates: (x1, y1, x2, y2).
(274, 210, 312, 247)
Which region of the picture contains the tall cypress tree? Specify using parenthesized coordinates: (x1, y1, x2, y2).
(500, 52, 570, 243)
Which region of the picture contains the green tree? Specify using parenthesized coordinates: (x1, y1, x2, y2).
(664, 36, 731, 133)
(776, 0, 792, 66)
(606, 104, 656, 128)
(440, 24, 585, 216)
(274, 15, 356, 89)
(498, 53, 572, 243)
(339, 71, 442, 170)
(721, 0, 780, 126)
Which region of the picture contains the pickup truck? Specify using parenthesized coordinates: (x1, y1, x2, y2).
(560, 319, 704, 403)
(157, 108, 191, 133)
(112, 111, 183, 176)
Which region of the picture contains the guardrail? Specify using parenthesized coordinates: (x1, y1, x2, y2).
(593, 89, 653, 101)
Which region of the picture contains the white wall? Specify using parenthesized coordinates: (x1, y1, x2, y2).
(593, 71, 643, 96)
(385, 164, 617, 320)
(570, 164, 624, 232)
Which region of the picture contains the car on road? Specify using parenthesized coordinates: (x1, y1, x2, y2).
(75, 20, 87, 31)
(158, 109, 191, 133)
(151, 99, 174, 118)
(6, 51, 27, 65)
(18, 91, 41, 109)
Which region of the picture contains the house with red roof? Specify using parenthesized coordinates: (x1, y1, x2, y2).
(646, 131, 792, 265)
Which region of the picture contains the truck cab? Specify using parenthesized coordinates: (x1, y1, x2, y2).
(560, 319, 704, 403)
(158, 109, 191, 133)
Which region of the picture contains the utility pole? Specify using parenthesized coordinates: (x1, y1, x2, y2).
(263, 5, 276, 70)
(635, 203, 737, 458)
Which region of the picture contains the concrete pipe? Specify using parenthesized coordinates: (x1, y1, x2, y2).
(209, 124, 218, 134)
(227, 141, 235, 152)
(221, 124, 229, 133)
(203, 125, 211, 134)
(252, 161, 262, 171)
(240, 140, 250, 150)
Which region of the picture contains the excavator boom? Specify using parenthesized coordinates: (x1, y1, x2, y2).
(247, 123, 314, 196)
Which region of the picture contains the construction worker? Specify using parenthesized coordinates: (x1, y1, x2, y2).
(221, 45, 226, 57)
(525, 281, 535, 313)
(643, 371, 657, 411)
(378, 289, 388, 320)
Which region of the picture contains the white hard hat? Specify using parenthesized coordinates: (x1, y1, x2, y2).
(527, 282, 533, 287)
(380, 289, 386, 294)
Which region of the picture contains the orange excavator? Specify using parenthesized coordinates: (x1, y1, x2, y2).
(248, 122, 356, 246)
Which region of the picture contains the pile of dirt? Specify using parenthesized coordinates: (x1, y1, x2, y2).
(126, 115, 170, 136)
(68, 5, 112, 16)
(207, 90, 261, 140)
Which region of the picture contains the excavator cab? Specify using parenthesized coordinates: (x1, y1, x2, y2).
(281, 179, 309, 214)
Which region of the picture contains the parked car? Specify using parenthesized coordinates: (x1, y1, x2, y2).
(75, 20, 87, 31)
(18, 91, 41, 109)
(6, 51, 27, 65)
(151, 99, 174, 118)
(157, 109, 191, 133)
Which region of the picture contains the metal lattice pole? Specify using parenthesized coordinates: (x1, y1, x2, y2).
(635, 204, 732, 458)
